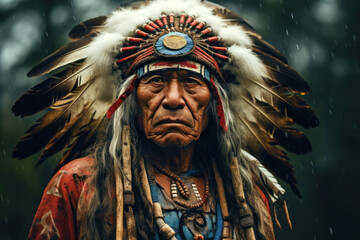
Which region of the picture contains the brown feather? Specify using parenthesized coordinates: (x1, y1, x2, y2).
(12, 76, 97, 160)
(253, 48, 310, 94)
(251, 36, 288, 64)
(245, 77, 319, 128)
(205, 2, 259, 35)
(239, 116, 301, 197)
(27, 37, 92, 77)
(68, 16, 107, 40)
(37, 101, 95, 165)
(12, 63, 91, 117)
(54, 112, 108, 171)
(242, 94, 312, 154)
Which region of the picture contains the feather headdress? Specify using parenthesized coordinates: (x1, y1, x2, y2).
(13, 0, 318, 203)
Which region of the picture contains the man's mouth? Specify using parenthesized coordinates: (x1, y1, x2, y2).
(154, 118, 192, 127)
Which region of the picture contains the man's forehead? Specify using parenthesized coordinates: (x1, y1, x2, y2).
(143, 69, 207, 80)
(136, 60, 211, 82)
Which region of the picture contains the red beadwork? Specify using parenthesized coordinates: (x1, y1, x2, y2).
(131, 48, 154, 64)
(162, 14, 168, 26)
(135, 29, 149, 38)
(128, 49, 155, 72)
(214, 53, 230, 62)
(119, 46, 139, 53)
(210, 46, 228, 52)
(200, 28, 212, 36)
(189, 20, 198, 29)
(195, 22, 205, 31)
(169, 13, 175, 27)
(148, 21, 160, 31)
(205, 36, 220, 43)
(119, 47, 152, 66)
(127, 37, 145, 43)
(180, 14, 185, 24)
(143, 24, 155, 33)
(194, 46, 220, 72)
(155, 18, 164, 28)
(185, 15, 194, 26)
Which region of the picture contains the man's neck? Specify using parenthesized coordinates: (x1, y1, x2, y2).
(145, 142, 196, 175)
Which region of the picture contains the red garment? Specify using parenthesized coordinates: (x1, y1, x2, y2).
(28, 157, 95, 240)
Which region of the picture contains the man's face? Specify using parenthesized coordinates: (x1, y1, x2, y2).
(136, 70, 211, 148)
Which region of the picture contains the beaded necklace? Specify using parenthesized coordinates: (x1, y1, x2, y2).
(153, 163, 209, 209)
(146, 159, 224, 240)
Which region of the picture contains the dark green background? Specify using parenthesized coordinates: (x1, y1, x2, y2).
(1, 0, 359, 239)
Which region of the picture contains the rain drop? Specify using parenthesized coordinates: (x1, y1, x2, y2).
(329, 227, 333, 235)
(290, 13, 294, 19)
(286, 29, 289, 36)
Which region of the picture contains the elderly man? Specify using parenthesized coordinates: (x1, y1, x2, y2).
(13, 0, 318, 239)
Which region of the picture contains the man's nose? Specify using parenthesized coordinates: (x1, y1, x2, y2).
(162, 79, 185, 110)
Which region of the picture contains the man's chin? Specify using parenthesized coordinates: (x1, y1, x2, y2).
(150, 133, 195, 148)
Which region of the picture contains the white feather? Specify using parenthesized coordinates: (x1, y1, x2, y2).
(241, 149, 285, 202)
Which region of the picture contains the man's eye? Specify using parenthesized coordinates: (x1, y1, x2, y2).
(150, 77, 163, 83)
(183, 78, 198, 84)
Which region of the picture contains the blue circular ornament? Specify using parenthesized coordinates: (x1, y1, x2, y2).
(155, 32, 194, 56)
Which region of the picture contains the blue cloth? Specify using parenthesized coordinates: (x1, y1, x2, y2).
(155, 180, 216, 240)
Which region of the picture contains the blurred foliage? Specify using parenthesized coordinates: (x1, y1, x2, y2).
(0, 0, 359, 239)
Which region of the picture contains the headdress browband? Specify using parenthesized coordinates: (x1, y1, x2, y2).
(107, 12, 231, 131)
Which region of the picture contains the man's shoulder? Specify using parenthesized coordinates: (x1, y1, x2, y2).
(58, 156, 96, 176)
(47, 157, 97, 190)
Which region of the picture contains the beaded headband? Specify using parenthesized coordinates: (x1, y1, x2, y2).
(136, 61, 211, 81)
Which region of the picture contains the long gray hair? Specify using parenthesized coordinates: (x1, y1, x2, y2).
(83, 75, 265, 239)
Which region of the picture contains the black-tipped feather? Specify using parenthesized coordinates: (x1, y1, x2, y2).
(254, 48, 311, 94)
(12, 76, 96, 160)
(68, 16, 107, 40)
(12, 108, 70, 160)
(27, 37, 92, 77)
(12, 64, 85, 117)
(206, 2, 258, 34)
(251, 36, 288, 64)
(240, 117, 301, 197)
(37, 102, 94, 165)
(242, 94, 312, 154)
(54, 113, 108, 172)
(246, 77, 319, 128)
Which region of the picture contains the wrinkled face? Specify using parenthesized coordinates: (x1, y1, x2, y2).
(136, 70, 211, 148)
